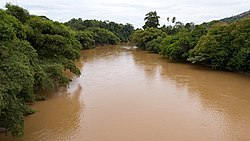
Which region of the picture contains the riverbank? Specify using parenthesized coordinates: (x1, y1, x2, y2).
(1, 46, 250, 141)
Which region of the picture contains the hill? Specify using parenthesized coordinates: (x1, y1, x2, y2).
(220, 10, 250, 22)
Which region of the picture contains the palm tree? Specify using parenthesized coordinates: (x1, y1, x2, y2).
(143, 11, 160, 29)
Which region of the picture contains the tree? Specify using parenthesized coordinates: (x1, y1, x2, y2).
(160, 28, 192, 60)
(160, 23, 207, 61)
(143, 11, 160, 29)
(75, 30, 95, 49)
(5, 3, 30, 23)
(1, 4, 134, 138)
(130, 28, 166, 52)
(89, 28, 120, 45)
(0, 8, 82, 137)
(188, 16, 250, 72)
(65, 19, 134, 42)
(0, 10, 38, 137)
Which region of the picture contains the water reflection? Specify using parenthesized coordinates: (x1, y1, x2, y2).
(1, 46, 250, 141)
(132, 51, 160, 80)
(77, 46, 227, 141)
(80, 45, 123, 63)
(131, 48, 250, 140)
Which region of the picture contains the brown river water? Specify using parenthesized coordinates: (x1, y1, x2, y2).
(1, 45, 250, 141)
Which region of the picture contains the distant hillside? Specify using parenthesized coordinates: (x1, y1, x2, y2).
(220, 10, 250, 22)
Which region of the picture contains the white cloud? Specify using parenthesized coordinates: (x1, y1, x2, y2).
(0, 0, 250, 28)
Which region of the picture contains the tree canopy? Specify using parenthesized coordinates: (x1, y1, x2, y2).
(130, 11, 250, 73)
(65, 18, 134, 42)
(0, 3, 128, 137)
(1, 5, 250, 139)
(143, 11, 160, 29)
(188, 17, 250, 72)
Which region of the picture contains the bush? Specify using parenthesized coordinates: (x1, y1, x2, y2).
(89, 28, 120, 45)
(130, 28, 166, 52)
(75, 30, 95, 49)
(188, 17, 250, 72)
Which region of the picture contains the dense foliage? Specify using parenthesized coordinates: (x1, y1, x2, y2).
(88, 27, 120, 45)
(1, 5, 250, 138)
(160, 24, 207, 61)
(0, 4, 82, 137)
(143, 11, 160, 29)
(75, 30, 95, 49)
(130, 11, 250, 73)
(65, 18, 134, 42)
(189, 17, 250, 72)
(130, 28, 166, 52)
(0, 3, 126, 137)
(5, 3, 30, 23)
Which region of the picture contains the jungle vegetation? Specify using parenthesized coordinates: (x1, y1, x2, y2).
(0, 3, 134, 137)
(1, 4, 249, 138)
(130, 11, 250, 72)
(65, 18, 134, 42)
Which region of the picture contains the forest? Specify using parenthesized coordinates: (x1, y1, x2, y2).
(0, 3, 134, 137)
(130, 11, 250, 72)
(1, 3, 250, 138)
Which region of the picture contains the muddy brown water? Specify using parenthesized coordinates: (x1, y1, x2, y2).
(1, 46, 250, 141)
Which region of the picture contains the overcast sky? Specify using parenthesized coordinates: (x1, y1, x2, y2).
(0, 0, 250, 28)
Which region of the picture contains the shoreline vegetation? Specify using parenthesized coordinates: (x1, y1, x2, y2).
(0, 3, 133, 137)
(130, 11, 250, 73)
(0, 3, 249, 138)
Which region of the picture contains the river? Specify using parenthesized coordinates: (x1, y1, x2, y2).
(1, 45, 250, 141)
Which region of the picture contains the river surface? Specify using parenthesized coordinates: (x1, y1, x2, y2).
(1, 46, 250, 141)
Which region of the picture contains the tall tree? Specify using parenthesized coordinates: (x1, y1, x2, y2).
(5, 3, 30, 23)
(143, 11, 160, 29)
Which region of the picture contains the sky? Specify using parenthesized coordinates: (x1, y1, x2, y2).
(0, 0, 250, 28)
